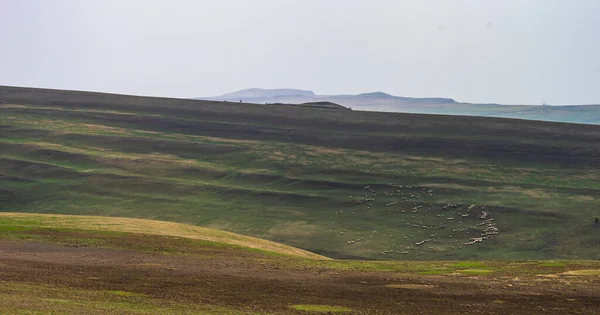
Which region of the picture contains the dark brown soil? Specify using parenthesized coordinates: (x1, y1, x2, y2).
(1, 240, 599, 314)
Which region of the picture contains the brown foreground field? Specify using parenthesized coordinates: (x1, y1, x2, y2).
(1, 214, 599, 314)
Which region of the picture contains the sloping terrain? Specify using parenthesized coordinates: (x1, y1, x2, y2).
(1, 213, 599, 314)
(1, 85, 600, 261)
(0, 213, 326, 259)
(201, 88, 600, 124)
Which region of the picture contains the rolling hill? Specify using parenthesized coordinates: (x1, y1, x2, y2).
(0, 212, 327, 259)
(1, 85, 600, 261)
(200, 88, 600, 125)
(2, 212, 599, 314)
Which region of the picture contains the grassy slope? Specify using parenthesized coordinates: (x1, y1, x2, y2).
(0, 213, 289, 315)
(1, 214, 599, 314)
(0, 212, 327, 259)
(1, 85, 600, 260)
(8, 212, 596, 274)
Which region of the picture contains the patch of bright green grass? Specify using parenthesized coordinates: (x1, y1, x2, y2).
(539, 262, 567, 267)
(0, 217, 44, 233)
(0, 217, 44, 226)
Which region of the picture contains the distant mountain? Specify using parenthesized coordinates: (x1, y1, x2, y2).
(200, 89, 456, 106)
(218, 88, 315, 99)
(198, 89, 600, 125)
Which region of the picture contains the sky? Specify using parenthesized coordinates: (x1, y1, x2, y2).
(1, 0, 599, 105)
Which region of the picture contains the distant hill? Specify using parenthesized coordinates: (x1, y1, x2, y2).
(200, 88, 456, 107)
(269, 101, 350, 110)
(218, 88, 316, 99)
(3, 85, 600, 261)
(199, 89, 600, 125)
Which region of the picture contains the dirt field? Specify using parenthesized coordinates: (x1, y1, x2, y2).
(1, 238, 599, 314)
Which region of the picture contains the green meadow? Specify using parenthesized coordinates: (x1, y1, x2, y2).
(1, 86, 599, 260)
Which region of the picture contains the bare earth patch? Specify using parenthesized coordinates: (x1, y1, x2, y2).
(562, 269, 600, 276)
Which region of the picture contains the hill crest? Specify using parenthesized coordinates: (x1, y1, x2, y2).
(0, 213, 329, 260)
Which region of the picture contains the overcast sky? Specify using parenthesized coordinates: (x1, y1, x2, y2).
(1, 0, 599, 104)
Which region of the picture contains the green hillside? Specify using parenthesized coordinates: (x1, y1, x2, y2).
(2, 212, 599, 314)
(1, 85, 599, 260)
(0, 212, 327, 259)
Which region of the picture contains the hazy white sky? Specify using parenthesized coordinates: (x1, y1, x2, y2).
(1, 0, 599, 104)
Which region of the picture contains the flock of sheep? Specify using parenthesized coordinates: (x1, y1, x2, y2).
(339, 184, 500, 256)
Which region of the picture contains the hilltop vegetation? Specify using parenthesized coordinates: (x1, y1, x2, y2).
(1, 85, 600, 260)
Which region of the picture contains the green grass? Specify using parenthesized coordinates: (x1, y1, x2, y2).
(3, 213, 600, 279)
(0, 283, 256, 315)
(0, 213, 326, 259)
(1, 86, 600, 260)
(289, 257, 600, 277)
(539, 261, 567, 267)
(451, 261, 486, 268)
